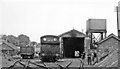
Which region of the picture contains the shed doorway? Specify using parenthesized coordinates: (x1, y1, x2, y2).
(63, 37, 84, 58)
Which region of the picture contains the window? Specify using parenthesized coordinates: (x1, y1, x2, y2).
(54, 38, 57, 41)
(43, 38, 47, 41)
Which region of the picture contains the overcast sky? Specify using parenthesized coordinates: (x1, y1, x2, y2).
(1, 0, 120, 42)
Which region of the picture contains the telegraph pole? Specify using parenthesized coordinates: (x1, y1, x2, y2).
(117, 6, 120, 38)
(116, 6, 120, 67)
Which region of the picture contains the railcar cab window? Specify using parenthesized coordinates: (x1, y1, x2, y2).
(43, 38, 57, 42)
(53, 38, 57, 41)
(43, 38, 47, 41)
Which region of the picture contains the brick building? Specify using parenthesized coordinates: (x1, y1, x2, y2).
(98, 34, 120, 59)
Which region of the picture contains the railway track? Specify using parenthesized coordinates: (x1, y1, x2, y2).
(6, 59, 49, 69)
(4, 58, 84, 69)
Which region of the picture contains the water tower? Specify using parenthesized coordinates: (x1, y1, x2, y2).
(86, 19, 107, 49)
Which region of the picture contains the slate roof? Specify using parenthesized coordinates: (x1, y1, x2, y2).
(98, 33, 120, 44)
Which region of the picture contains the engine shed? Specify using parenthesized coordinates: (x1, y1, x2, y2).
(59, 29, 86, 58)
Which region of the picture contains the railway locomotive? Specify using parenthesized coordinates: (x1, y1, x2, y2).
(40, 35, 60, 62)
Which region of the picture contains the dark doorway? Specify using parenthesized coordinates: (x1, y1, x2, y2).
(63, 37, 84, 58)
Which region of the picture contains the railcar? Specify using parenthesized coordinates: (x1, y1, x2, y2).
(40, 35, 60, 62)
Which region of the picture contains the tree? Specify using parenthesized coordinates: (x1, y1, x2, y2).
(6, 35, 19, 46)
(30, 41, 37, 47)
(1, 35, 7, 41)
(18, 34, 30, 47)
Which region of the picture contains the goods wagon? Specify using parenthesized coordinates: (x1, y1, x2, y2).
(20, 46, 35, 59)
(40, 35, 60, 62)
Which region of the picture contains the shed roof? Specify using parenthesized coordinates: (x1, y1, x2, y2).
(98, 33, 120, 44)
(1, 40, 19, 51)
(58, 29, 86, 37)
(2, 43, 14, 50)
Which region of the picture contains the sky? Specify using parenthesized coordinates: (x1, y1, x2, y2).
(0, 0, 120, 42)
